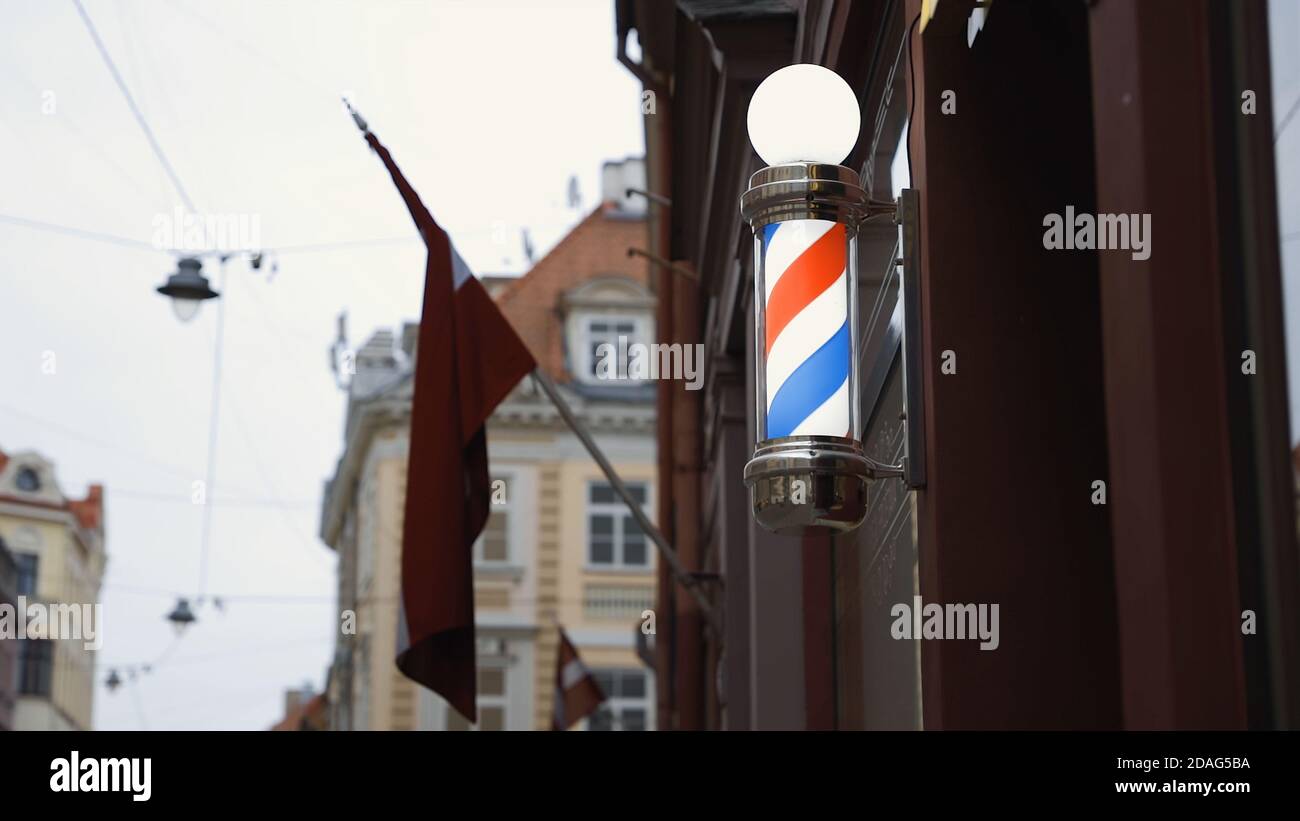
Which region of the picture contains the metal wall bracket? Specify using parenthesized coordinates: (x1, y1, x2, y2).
(858, 188, 926, 489)
(898, 188, 927, 489)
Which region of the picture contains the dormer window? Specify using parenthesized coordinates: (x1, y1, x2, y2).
(582, 315, 648, 384)
(15, 466, 40, 492)
(562, 277, 656, 387)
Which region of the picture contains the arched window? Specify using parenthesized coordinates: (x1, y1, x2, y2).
(15, 466, 40, 492)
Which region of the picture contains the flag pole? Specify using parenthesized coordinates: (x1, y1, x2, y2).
(343, 97, 369, 134)
(340, 101, 720, 637)
(529, 366, 722, 637)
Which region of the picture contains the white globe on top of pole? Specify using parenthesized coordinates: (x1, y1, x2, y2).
(745, 63, 862, 167)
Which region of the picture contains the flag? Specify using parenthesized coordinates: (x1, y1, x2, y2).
(552, 627, 606, 730)
(364, 128, 535, 723)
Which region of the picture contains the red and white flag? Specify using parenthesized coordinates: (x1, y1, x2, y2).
(364, 129, 535, 723)
(553, 627, 606, 730)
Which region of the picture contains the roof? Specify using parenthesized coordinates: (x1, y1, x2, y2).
(68, 485, 104, 531)
(494, 203, 650, 383)
(0, 448, 105, 536)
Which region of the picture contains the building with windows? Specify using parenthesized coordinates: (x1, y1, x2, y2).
(0, 447, 106, 731)
(319, 158, 657, 730)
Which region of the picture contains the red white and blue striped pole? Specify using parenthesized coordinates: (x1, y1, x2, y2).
(762, 219, 851, 439)
(741, 65, 896, 536)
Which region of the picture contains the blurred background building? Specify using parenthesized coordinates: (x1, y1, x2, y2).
(318, 158, 657, 730)
(270, 683, 327, 731)
(0, 447, 106, 730)
(0, 536, 17, 731)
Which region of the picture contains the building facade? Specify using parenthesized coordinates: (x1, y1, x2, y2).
(617, 0, 1300, 730)
(319, 159, 658, 730)
(0, 448, 106, 731)
(270, 684, 328, 731)
(0, 536, 17, 731)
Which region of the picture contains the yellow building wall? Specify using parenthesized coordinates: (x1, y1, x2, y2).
(0, 511, 103, 730)
(347, 426, 412, 731)
(340, 421, 655, 731)
(532, 455, 655, 729)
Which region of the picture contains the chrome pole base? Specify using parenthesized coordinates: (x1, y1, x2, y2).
(743, 436, 873, 536)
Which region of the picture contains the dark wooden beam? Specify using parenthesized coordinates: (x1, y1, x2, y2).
(908, 0, 1122, 729)
(1088, 0, 1247, 728)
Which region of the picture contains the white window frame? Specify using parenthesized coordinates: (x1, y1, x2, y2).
(474, 663, 509, 731)
(585, 667, 653, 731)
(586, 480, 653, 571)
(474, 470, 517, 568)
(443, 658, 511, 731)
(575, 313, 651, 386)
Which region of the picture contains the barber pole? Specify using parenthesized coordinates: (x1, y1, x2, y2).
(741, 64, 900, 536)
(762, 219, 851, 438)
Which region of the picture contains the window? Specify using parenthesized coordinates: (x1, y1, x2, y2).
(587, 317, 637, 379)
(477, 667, 507, 731)
(588, 669, 649, 731)
(446, 665, 509, 731)
(474, 477, 510, 565)
(579, 314, 648, 384)
(15, 552, 37, 598)
(18, 639, 53, 696)
(15, 467, 40, 492)
(588, 482, 649, 569)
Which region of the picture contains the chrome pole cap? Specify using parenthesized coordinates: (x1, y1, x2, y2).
(744, 436, 873, 535)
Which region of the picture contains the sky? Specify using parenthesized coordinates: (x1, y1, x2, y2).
(0, 0, 643, 730)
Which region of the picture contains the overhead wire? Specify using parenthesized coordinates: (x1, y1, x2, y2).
(107, 487, 318, 508)
(103, 582, 335, 602)
(98, 635, 335, 673)
(0, 400, 268, 500)
(0, 211, 418, 257)
(1276, 90, 1300, 144)
(224, 381, 337, 572)
(0, 59, 162, 210)
(111, 0, 170, 207)
(71, 0, 199, 214)
(103, 583, 642, 610)
(9, 3, 419, 258)
(0, 213, 157, 251)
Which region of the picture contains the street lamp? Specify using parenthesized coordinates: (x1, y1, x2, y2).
(165, 597, 198, 635)
(741, 64, 905, 536)
(156, 257, 219, 322)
